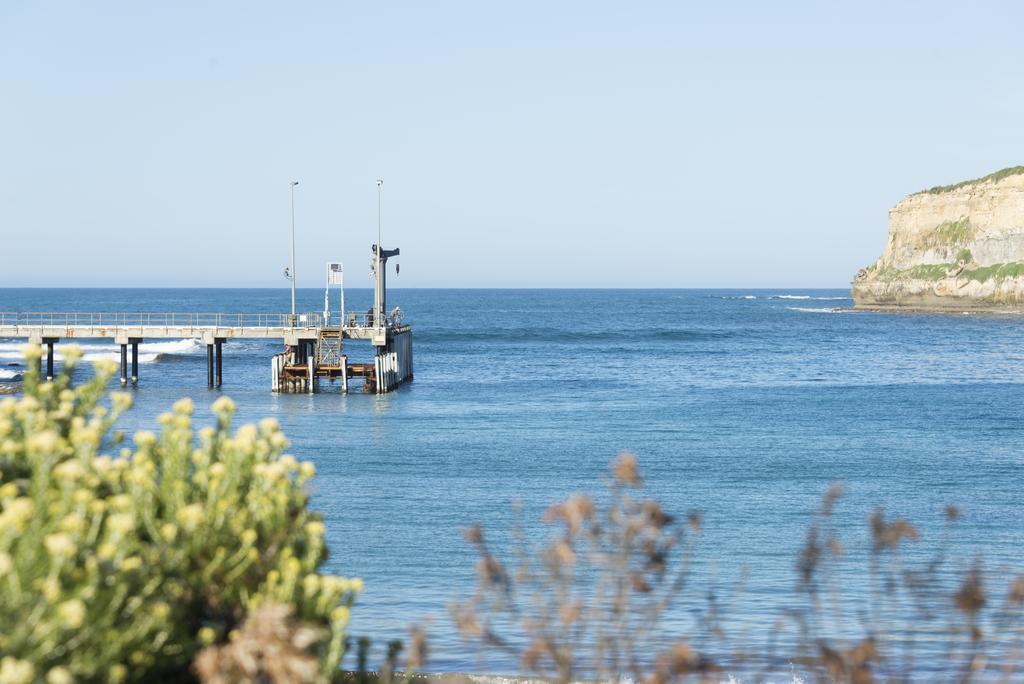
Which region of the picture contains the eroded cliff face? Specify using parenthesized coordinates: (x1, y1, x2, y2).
(852, 167, 1024, 310)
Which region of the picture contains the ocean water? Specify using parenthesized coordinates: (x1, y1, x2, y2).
(2, 288, 1023, 677)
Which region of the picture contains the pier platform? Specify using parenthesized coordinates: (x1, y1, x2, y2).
(0, 310, 413, 394)
(2, 241, 413, 394)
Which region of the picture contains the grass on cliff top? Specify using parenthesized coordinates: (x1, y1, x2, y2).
(916, 165, 1024, 195)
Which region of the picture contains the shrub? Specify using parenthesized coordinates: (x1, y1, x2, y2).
(0, 347, 360, 683)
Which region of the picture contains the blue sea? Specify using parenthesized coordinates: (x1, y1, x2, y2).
(2, 288, 1022, 678)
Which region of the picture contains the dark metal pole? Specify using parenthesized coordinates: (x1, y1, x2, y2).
(215, 339, 223, 388)
(120, 344, 127, 386)
(207, 344, 214, 388)
(46, 341, 54, 381)
(131, 341, 139, 385)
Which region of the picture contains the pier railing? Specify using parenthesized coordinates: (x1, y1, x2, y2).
(0, 312, 325, 329)
(342, 311, 408, 329)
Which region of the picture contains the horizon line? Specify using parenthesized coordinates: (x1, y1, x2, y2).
(0, 285, 854, 291)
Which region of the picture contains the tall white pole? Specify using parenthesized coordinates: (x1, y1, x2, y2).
(290, 180, 299, 323)
(376, 179, 383, 251)
(375, 179, 383, 330)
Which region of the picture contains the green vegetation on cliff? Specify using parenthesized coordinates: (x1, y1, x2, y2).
(964, 261, 1024, 281)
(931, 217, 971, 245)
(915, 217, 974, 252)
(917, 165, 1024, 195)
(873, 260, 1024, 283)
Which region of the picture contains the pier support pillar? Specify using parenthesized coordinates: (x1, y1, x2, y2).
(215, 339, 223, 388)
(45, 339, 55, 381)
(207, 344, 214, 388)
(120, 344, 128, 386)
(130, 339, 139, 385)
(307, 346, 315, 395)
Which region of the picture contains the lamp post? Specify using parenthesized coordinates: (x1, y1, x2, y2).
(375, 179, 383, 330)
(376, 179, 383, 251)
(290, 180, 299, 325)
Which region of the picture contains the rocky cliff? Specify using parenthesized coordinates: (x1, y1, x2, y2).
(852, 167, 1024, 311)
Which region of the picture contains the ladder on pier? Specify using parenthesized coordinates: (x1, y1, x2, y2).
(316, 327, 343, 370)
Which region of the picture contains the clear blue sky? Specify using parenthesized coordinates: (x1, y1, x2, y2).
(1, 1, 1021, 288)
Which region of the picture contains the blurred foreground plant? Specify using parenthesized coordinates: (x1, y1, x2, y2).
(452, 456, 1024, 683)
(0, 347, 359, 682)
(451, 454, 712, 683)
(787, 488, 1024, 683)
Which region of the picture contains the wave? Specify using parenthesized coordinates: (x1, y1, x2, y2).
(772, 295, 848, 301)
(0, 369, 21, 381)
(415, 327, 745, 344)
(653, 329, 738, 340)
(786, 307, 837, 314)
(81, 351, 161, 363)
(717, 294, 849, 301)
(417, 328, 739, 343)
(139, 339, 202, 354)
(0, 339, 200, 364)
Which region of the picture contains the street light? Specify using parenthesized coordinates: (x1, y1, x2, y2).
(376, 179, 383, 251)
(289, 180, 299, 324)
(375, 179, 383, 330)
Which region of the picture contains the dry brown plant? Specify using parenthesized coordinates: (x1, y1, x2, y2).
(451, 453, 712, 684)
(194, 602, 326, 684)
(452, 456, 1024, 683)
(787, 486, 1024, 683)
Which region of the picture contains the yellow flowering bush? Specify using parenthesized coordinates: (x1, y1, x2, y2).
(0, 347, 360, 683)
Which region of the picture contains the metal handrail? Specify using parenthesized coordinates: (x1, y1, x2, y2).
(341, 312, 410, 329)
(0, 311, 325, 329)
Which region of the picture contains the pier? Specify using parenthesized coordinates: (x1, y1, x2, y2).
(0, 244, 413, 394)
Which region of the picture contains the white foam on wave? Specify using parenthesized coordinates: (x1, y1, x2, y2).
(774, 295, 850, 301)
(139, 339, 202, 354)
(0, 339, 198, 364)
(787, 306, 837, 313)
(0, 369, 21, 381)
(80, 351, 161, 363)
